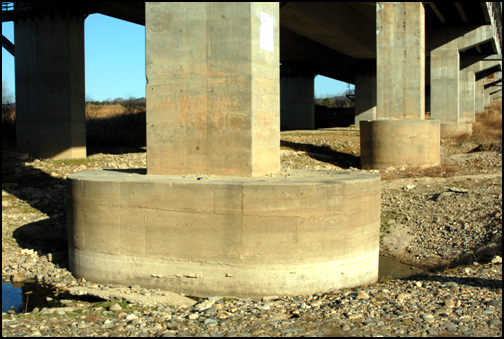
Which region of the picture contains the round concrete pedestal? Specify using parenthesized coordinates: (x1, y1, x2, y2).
(67, 169, 380, 298)
(440, 122, 472, 139)
(360, 119, 440, 170)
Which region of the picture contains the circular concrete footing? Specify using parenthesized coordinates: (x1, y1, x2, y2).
(440, 122, 472, 139)
(360, 119, 440, 170)
(67, 169, 380, 298)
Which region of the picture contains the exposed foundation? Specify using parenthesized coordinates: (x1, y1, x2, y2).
(440, 122, 473, 139)
(67, 169, 380, 298)
(360, 120, 440, 170)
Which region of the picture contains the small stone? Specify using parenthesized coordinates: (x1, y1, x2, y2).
(188, 313, 199, 320)
(488, 319, 501, 327)
(445, 299, 456, 308)
(262, 296, 279, 302)
(11, 272, 24, 283)
(204, 318, 218, 327)
(357, 291, 370, 300)
(109, 303, 122, 311)
(459, 315, 472, 323)
(396, 293, 409, 303)
(422, 314, 435, 323)
(403, 184, 416, 191)
(126, 314, 138, 321)
(491, 255, 502, 264)
(110, 324, 123, 331)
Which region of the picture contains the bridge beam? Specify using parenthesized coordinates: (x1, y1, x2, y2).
(14, 9, 86, 159)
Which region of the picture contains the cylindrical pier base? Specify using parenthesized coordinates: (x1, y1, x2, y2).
(360, 119, 440, 170)
(440, 122, 472, 139)
(67, 169, 380, 298)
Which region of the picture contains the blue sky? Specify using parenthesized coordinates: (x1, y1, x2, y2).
(2, 13, 351, 102)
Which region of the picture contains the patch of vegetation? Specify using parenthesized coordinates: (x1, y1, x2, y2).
(380, 210, 406, 235)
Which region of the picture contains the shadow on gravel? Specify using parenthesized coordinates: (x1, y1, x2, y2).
(400, 271, 502, 291)
(2, 153, 69, 268)
(281, 140, 360, 169)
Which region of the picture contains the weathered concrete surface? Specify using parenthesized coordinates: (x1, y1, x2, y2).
(14, 10, 86, 159)
(354, 60, 377, 128)
(67, 169, 381, 298)
(145, 2, 279, 176)
(360, 120, 440, 170)
(376, 2, 425, 120)
(440, 122, 473, 139)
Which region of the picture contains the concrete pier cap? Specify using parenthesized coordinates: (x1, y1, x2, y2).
(67, 2, 381, 298)
(360, 119, 441, 170)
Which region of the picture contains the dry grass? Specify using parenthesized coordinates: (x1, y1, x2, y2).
(471, 100, 502, 142)
(85, 103, 145, 120)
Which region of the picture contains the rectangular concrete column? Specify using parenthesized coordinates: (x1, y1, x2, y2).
(430, 47, 460, 123)
(475, 78, 485, 113)
(376, 2, 425, 119)
(146, 2, 279, 176)
(280, 65, 314, 130)
(459, 70, 476, 122)
(15, 10, 86, 159)
(354, 60, 376, 127)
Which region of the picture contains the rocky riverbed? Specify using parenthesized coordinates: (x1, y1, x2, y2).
(2, 128, 502, 337)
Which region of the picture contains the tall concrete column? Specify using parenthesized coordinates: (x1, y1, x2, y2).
(361, 3, 439, 170)
(280, 64, 315, 130)
(430, 46, 460, 123)
(459, 70, 476, 122)
(146, 2, 279, 176)
(354, 60, 376, 128)
(14, 8, 86, 159)
(475, 78, 485, 113)
(376, 2, 425, 120)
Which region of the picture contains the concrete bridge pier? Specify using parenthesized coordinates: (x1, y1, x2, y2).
(14, 7, 86, 159)
(475, 77, 486, 113)
(430, 25, 497, 138)
(459, 69, 476, 123)
(67, 2, 381, 298)
(354, 60, 376, 129)
(360, 2, 440, 170)
(280, 63, 315, 130)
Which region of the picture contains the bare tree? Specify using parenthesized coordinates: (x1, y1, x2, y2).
(2, 79, 14, 105)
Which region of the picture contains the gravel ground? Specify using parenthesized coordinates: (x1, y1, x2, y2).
(2, 128, 502, 337)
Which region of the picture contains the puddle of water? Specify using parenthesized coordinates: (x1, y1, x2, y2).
(379, 255, 423, 281)
(2, 280, 64, 314)
(2, 280, 104, 314)
(2, 281, 24, 313)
